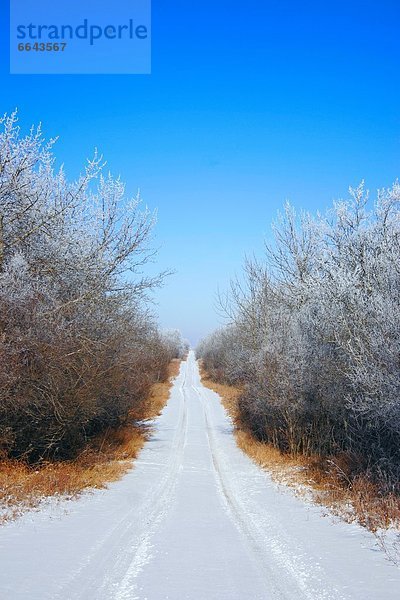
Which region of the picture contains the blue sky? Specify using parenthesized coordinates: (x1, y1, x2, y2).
(2, 0, 400, 344)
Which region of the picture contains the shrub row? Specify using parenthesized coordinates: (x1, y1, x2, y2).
(197, 182, 400, 492)
(0, 113, 186, 461)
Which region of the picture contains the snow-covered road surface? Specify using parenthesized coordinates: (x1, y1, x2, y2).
(1, 351, 399, 599)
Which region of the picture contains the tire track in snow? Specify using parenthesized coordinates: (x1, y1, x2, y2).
(56, 363, 189, 600)
(192, 382, 349, 600)
(112, 368, 189, 600)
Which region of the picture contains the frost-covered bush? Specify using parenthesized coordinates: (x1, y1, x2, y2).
(160, 329, 189, 360)
(198, 182, 400, 489)
(0, 112, 177, 461)
(196, 325, 252, 385)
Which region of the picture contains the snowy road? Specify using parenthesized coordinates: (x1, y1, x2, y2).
(1, 351, 400, 599)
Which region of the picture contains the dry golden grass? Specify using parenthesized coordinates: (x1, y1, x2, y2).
(0, 359, 181, 524)
(144, 358, 181, 419)
(199, 366, 241, 417)
(200, 366, 400, 533)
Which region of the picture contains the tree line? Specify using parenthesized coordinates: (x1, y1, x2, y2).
(197, 182, 400, 492)
(0, 112, 187, 462)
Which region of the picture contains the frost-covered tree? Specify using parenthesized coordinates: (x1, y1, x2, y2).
(161, 329, 189, 360)
(198, 181, 400, 489)
(0, 112, 177, 461)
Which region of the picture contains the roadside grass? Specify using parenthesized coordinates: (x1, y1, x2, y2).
(200, 365, 400, 534)
(0, 359, 181, 524)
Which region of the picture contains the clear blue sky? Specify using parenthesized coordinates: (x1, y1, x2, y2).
(2, 1, 400, 344)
